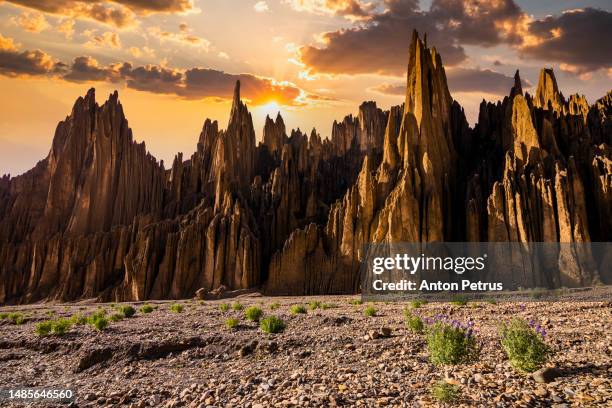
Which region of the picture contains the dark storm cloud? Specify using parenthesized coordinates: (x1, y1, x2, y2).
(371, 68, 530, 96)
(299, 0, 527, 75)
(520, 8, 612, 73)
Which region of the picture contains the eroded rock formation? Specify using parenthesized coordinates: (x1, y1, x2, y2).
(1, 32, 610, 303)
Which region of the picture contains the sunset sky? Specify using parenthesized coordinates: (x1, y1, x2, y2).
(1, 0, 611, 175)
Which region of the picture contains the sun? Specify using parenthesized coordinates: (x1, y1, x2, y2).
(260, 100, 281, 118)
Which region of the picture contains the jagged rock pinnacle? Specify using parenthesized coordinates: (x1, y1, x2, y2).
(510, 70, 523, 98)
(534, 68, 563, 111)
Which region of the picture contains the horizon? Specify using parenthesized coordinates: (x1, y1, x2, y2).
(1, 0, 611, 175)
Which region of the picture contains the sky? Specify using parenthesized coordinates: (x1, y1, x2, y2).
(0, 0, 611, 176)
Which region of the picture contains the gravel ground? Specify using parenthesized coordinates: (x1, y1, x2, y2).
(0, 290, 611, 408)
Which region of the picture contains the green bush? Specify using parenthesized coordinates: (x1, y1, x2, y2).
(0, 312, 8, 319)
(118, 305, 136, 318)
(450, 295, 469, 306)
(405, 313, 424, 333)
(7, 312, 25, 325)
(232, 302, 244, 311)
(140, 304, 154, 314)
(410, 299, 427, 309)
(500, 318, 550, 373)
(109, 313, 124, 322)
(290, 304, 307, 315)
(269, 302, 280, 310)
(320, 303, 335, 310)
(170, 303, 184, 313)
(427, 322, 479, 365)
(219, 303, 230, 312)
(91, 316, 109, 331)
(308, 301, 322, 310)
(350, 299, 363, 305)
(225, 318, 239, 329)
(260, 316, 286, 334)
(35, 321, 53, 336)
(364, 306, 377, 317)
(51, 318, 72, 335)
(431, 381, 461, 403)
(70, 313, 88, 325)
(87, 309, 109, 331)
(245, 306, 264, 322)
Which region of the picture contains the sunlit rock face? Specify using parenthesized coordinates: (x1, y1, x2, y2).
(0, 32, 610, 303)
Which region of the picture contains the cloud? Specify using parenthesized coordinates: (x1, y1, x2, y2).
(12, 11, 50, 32)
(5, 1, 136, 28)
(128, 46, 155, 58)
(148, 26, 211, 51)
(254, 1, 269, 12)
(0, 36, 313, 106)
(298, 0, 533, 76)
(84, 30, 122, 48)
(283, 0, 376, 21)
(4, 0, 196, 28)
(519, 8, 612, 74)
(57, 19, 75, 38)
(0, 34, 58, 76)
(371, 67, 531, 96)
(62, 56, 124, 82)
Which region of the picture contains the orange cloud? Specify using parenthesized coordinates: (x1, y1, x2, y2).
(12, 11, 50, 33)
(4, 0, 196, 28)
(0, 37, 319, 107)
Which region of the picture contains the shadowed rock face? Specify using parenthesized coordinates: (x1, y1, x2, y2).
(0, 32, 610, 303)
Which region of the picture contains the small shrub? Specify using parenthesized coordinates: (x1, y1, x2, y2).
(35, 321, 53, 336)
(431, 381, 461, 403)
(170, 303, 184, 313)
(140, 304, 154, 314)
(427, 321, 479, 365)
(0, 312, 9, 319)
(308, 301, 322, 310)
(410, 299, 427, 309)
(260, 316, 286, 334)
(70, 313, 88, 325)
(269, 302, 280, 310)
(450, 295, 469, 306)
(225, 318, 239, 329)
(51, 318, 72, 335)
(219, 303, 230, 312)
(290, 304, 307, 315)
(8, 312, 25, 325)
(245, 306, 264, 322)
(350, 299, 363, 305)
(109, 313, 124, 322)
(87, 310, 109, 331)
(320, 303, 335, 310)
(406, 313, 424, 333)
(364, 306, 377, 317)
(92, 317, 109, 331)
(500, 318, 550, 373)
(118, 305, 136, 318)
(232, 302, 244, 311)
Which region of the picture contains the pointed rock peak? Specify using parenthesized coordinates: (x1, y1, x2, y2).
(233, 80, 241, 105)
(404, 29, 452, 129)
(534, 68, 563, 110)
(275, 111, 284, 123)
(510, 70, 523, 98)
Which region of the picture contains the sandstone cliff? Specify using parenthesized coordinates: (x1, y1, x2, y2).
(0, 32, 610, 303)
